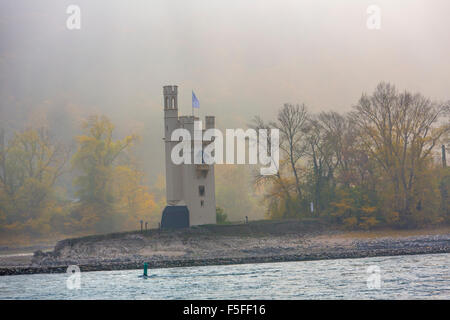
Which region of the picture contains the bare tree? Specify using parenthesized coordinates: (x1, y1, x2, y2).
(250, 116, 292, 201)
(350, 82, 450, 222)
(274, 103, 308, 199)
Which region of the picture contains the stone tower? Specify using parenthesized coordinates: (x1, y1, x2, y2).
(161, 85, 217, 228)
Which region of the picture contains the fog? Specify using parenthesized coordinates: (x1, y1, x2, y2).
(1, 0, 450, 180)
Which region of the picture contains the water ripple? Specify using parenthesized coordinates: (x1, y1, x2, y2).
(0, 253, 448, 299)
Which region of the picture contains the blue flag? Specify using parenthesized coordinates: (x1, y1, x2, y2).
(192, 91, 200, 108)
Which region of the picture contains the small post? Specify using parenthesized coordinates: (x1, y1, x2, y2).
(143, 262, 148, 277)
(145, 222, 148, 231)
(245, 216, 248, 224)
(442, 145, 447, 168)
(140, 220, 143, 232)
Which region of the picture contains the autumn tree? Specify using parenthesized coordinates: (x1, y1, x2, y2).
(112, 151, 164, 229)
(351, 82, 450, 226)
(71, 115, 140, 232)
(303, 113, 342, 215)
(254, 82, 449, 228)
(0, 127, 69, 235)
(250, 116, 298, 219)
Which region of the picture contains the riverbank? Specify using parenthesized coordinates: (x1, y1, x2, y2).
(1, 220, 449, 276)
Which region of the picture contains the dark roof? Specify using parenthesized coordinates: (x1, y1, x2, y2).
(161, 205, 190, 229)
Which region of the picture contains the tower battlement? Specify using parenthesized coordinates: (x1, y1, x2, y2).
(179, 115, 199, 124)
(205, 116, 215, 129)
(163, 85, 178, 95)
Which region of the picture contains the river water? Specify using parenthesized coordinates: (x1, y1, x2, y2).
(0, 253, 448, 299)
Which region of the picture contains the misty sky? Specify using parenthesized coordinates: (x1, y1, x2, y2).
(1, 0, 449, 177)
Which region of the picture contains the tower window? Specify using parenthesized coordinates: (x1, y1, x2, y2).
(199, 185, 205, 196)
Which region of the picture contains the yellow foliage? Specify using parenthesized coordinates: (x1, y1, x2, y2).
(385, 211, 400, 225)
(343, 217, 358, 229)
(359, 216, 378, 230)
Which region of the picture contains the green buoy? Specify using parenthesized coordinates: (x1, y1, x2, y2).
(143, 262, 148, 277)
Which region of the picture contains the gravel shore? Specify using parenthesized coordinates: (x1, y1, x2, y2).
(1, 221, 449, 276)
